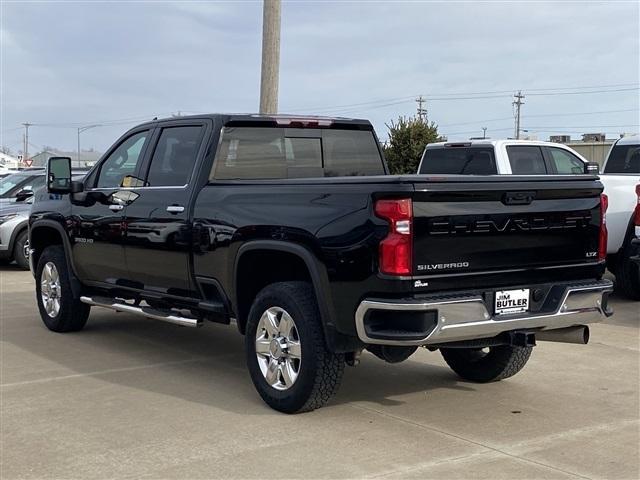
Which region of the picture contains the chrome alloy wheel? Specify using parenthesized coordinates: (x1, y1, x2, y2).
(255, 306, 302, 391)
(23, 239, 30, 261)
(40, 261, 61, 318)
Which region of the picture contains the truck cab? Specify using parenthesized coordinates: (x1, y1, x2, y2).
(418, 139, 589, 176)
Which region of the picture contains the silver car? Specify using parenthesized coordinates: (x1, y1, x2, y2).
(0, 199, 31, 269)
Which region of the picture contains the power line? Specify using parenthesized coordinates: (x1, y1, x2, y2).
(525, 124, 640, 129)
(524, 108, 639, 118)
(437, 108, 639, 129)
(527, 87, 639, 96)
(287, 83, 640, 113)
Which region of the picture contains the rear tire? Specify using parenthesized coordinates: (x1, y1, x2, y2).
(245, 282, 345, 413)
(440, 345, 533, 383)
(13, 230, 30, 270)
(616, 245, 640, 300)
(35, 245, 90, 332)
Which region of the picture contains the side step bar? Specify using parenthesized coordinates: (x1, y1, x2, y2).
(80, 296, 202, 328)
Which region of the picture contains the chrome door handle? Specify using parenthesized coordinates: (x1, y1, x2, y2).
(166, 205, 185, 214)
(109, 204, 125, 211)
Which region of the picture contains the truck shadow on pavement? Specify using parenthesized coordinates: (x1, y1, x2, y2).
(4, 298, 477, 414)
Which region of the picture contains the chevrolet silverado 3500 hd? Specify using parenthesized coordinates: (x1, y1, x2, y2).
(30, 114, 613, 413)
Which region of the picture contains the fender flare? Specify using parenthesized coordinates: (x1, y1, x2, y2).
(233, 240, 337, 341)
(30, 219, 83, 296)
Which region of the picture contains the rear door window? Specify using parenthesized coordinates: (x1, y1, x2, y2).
(419, 147, 497, 174)
(547, 147, 585, 174)
(507, 146, 547, 174)
(604, 144, 640, 173)
(146, 125, 205, 186)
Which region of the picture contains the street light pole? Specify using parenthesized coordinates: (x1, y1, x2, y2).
(259, 0, 281, 114)
(77, 125, 101, 166)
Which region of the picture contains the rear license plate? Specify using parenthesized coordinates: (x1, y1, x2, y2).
(495, 289, 530, 315)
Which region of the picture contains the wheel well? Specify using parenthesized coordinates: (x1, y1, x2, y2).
(235, 249, 312, 334)
(11, 225, 28, 250)
(30, 226, 64, 270)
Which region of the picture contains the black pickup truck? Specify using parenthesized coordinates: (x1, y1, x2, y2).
(30, 114, 613, 413)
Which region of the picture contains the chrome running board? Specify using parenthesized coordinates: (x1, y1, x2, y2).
(80, 296, 201, 328)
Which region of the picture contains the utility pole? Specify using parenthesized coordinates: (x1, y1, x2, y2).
(259, 0, 281, 114)
(22, 122, 31, 166)
(482, 127, 487, 139)
(513, 91, 525, 139)
(416, 96, 427, 121)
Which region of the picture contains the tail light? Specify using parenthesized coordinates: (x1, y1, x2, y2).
(634, 184, 640, 227)
(598, 193, 608, 261)
(375, 198, 413, 275)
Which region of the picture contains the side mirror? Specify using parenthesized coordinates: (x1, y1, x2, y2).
(584, 162, 600, 174)
(47, 157, 72, 193)
(15, 189, 34, 202)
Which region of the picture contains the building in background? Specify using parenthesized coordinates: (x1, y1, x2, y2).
(30, 149, 102, 169)
(546, 132, 638, 166)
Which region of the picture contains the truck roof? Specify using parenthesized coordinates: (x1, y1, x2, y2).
(424, 139, 580, 149)
(613, 134, 639, 146)
(136, 113, 373, 129)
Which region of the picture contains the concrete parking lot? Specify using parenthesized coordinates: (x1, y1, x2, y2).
(1, 266, 638, 479)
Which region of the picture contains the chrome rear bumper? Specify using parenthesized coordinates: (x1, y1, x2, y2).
(355, 280, 613, 346)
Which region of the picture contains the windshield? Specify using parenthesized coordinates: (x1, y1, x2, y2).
(0, 174, 31, 197)
(604, 144, 640, 174)
(419, 147, 497, 174)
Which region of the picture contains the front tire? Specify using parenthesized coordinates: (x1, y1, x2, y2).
(245, 282, 345, 413)
(35, 245, 90, 332)
(13, 230, 30, 270)
(440, 345, 533, 383)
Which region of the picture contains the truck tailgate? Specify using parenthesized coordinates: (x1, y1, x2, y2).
(410, 176, 603, 276)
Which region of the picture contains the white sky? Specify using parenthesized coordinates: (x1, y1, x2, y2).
(1, 0, 639, 154)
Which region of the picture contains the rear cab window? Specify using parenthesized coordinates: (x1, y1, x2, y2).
(419, 146, 497, 174)
(604, 144, 640, 174)
(212, 126, 384, 180)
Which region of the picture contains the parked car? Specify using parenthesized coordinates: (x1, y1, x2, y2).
(30, 114, 612, 413)
(600, 135, 640, 299)
(0, 199, 32, 268)
(0, 169, 47, 204)
(417, 139, 592, 175)
(0, 168, 87, 204)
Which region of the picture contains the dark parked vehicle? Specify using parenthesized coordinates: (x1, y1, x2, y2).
(30, 114, 613, 413)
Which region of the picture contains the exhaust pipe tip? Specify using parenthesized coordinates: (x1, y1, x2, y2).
(582, 326, 590, 344)
(536, 325, 590, 345)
